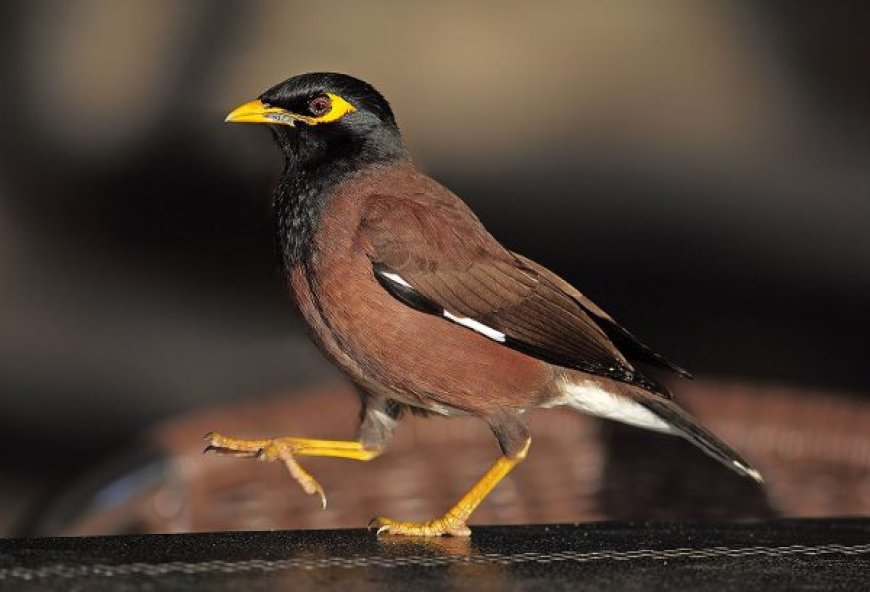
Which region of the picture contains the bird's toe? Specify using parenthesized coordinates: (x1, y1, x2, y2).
(369, 515, 470, 537)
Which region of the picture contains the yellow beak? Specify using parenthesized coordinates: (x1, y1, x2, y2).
(225, 99, 297, 126)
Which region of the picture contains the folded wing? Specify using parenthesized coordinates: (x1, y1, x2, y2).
(360, 194, 687, 397)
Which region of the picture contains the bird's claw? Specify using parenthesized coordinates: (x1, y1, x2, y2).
(368, 515, 471, 537)
(203, 431, 328, 509)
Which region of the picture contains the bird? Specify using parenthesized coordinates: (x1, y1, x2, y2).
(206, 72, 763, 537)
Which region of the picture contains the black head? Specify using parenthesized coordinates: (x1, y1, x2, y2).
(226, 72, 406, 169)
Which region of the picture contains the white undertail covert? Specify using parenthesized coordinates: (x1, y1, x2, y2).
(554, 377, 674, 434)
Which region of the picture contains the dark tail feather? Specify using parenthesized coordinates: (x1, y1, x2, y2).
(639, 396, 764, 483)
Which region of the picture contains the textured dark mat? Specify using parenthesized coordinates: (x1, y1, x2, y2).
(0, 519, 868, 591)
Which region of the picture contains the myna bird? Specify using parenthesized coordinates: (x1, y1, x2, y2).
(207, 72, 762, 537)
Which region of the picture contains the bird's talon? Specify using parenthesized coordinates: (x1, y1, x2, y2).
(203, 432, 327, 505)
(370, 516, 470, 537)
(298, 477, 328, 509)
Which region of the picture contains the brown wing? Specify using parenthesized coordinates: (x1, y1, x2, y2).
(513, 253, 692, 379)
(359, 192, 677, 397)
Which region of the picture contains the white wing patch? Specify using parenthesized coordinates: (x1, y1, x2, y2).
(379, 269, 507, 343)
(556, 378, 674, 434)
(443, 310, 506, 342)
(380, 271, 413, 288)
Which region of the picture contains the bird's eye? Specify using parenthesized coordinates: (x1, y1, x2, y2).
(307, 96, 332, 117)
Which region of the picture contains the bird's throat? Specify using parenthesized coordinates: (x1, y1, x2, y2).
(272, 128, 407, 269)
(273, 166, 332, 268)
(273, 158, 376, 268)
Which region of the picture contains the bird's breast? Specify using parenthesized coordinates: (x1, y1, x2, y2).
(293, 199, 554, 417)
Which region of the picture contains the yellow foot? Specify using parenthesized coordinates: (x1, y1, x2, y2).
(369, 515, 471, 537)
(203, 431, 327, 509)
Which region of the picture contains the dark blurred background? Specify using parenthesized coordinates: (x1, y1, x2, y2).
(0, 0, 868, 536)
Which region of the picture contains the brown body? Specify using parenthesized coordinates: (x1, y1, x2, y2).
(288, 164, 567, 456)
(209, 73, 762, 537)
(292, 165, 554, 416)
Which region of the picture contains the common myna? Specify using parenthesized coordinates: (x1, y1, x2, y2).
(207, 72, 762, 537)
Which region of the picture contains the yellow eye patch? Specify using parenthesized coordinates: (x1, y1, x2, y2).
(225, 93, 356, 127)
(295, 93, 357, 125)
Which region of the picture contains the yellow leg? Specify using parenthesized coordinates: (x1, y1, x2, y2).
(370, 438, 531, 537)
(204, 432, 381, 509)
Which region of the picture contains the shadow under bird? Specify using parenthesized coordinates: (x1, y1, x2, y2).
(206, 72, 762, 536)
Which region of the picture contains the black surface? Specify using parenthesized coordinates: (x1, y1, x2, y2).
(0, 519, 868, 590)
